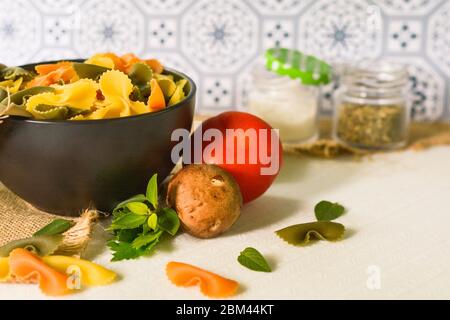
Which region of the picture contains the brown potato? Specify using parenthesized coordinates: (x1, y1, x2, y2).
(166, 164, 242, 238)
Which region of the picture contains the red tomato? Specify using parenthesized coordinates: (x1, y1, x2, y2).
(188, 111, 283, 203)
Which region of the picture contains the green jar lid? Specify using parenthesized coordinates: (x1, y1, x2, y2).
(265, 48, 332, 86)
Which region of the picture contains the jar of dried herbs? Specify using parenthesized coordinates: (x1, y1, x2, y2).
(333, 61, 410, 150)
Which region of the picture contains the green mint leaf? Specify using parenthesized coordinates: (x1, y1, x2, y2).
(237, 247, 271, 272)
(33, 219, 73, 236)
(113, 194, 148, 214)
(108, 240, 141, 262)
(146, 174, 158, 209)
(109, 213, 147, 230)
(132, 230, 162, 249)
(126, 202, 149, 215)
(314, 201, 345, 221)
(147, 213, 158, 230)
(157, 208, 180, 236)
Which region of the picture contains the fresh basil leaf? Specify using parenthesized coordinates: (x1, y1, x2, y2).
(157, 208, 180, 236)
(146, 174, 158, 209)
(147, 213, 158, 230)
(113, 194, 148, 214)
(237, 247, 271, 272)
(109, 213, 147, 230)
(132, 230, 162, 249)
(314, 201, 345, 221)
(33, 219, 73, 236)
(126, 202, 149, 215)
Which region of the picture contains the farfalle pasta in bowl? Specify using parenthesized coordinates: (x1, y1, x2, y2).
(0, 53, 196, 216)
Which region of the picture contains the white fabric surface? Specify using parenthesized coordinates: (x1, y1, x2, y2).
(1, 147, 450, 300)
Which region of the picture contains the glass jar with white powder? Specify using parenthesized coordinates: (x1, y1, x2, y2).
(247, 48, 332, 144)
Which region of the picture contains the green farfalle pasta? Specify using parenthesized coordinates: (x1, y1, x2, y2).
(275, 221, 345, 246)
(30, 104, 87, 120)
(73, 62, 110, 80)
(31, 104, 69, 120)
(1, 86, 55, 107)
(128, 62, 153, 86)
(0, 235, 62, 257)
(1, 66, 33, 81)
(0, 86, 54, 118)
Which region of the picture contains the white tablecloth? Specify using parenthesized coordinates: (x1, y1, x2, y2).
(1, 147, 450, 300)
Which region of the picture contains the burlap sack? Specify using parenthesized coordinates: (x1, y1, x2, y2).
(0, 184, 98, 255)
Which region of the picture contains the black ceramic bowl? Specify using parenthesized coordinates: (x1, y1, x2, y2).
(0, 60, 196, 216)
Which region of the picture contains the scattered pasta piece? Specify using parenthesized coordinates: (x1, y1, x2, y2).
(275, 221, 345, 246)
(166, 261, 239, 298)
(8, 249, 70, 296)
(149, 79, 166, 111)
(43, 256, 116, 287)
(0, 257, 9, 282)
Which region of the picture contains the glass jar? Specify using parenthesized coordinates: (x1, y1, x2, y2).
(333, 60, 410, 150)
(248, 62, 320, 143)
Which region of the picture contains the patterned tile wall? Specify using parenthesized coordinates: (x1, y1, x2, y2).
(0, 0, 449, 120)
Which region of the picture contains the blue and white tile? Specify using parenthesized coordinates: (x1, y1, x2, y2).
(372, 0, 444, 16)
(148, 19, 177, 49)
(297, 0, 383, 63)
(73, 0, 145, 56)
(43, 17, 72, 46)
(37, 0, 85, 14)
(426, 1, 450, 77)
(387, 20, 422, 53)
(0, 0, 41, 65)
(236, 58, 260, 111)
(180, 0, 258, 74)
(202, 77, 234, 112)
(387, 57, 445, 121)
(262, 20, 295, 50)
(134, 0, 194, 15)
(247, 0, 312, 15)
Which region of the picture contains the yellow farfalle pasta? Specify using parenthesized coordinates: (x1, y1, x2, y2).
(0, 257, 9, 282)
(42, 256, 116, 287)
(26, 79, 98, 119)
(84, 69, 148, 119)
(85, 54, 116, 69)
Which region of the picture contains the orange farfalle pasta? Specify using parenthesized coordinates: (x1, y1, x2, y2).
(28, 62, 76, 88)
(8, 249, 70, 296)
(166, 261, 239, 298)
(148, 78, 166, 111)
